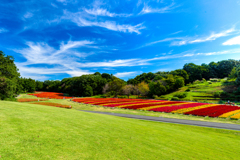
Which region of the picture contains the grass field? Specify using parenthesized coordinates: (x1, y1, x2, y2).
(1, 100, 240, 159)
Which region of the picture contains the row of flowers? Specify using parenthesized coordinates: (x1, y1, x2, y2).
(26, 92, 240, 119)
(29, 92, 73, 99)
(31, 102, 72, 109)
(73, 97, 240, 119)
(17, 98, 49, 102)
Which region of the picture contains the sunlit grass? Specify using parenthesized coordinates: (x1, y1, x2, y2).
(1, 100, 240, 160)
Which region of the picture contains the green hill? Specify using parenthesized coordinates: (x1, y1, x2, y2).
(158, 78, 239, 103)
(0, 101, 240, 159)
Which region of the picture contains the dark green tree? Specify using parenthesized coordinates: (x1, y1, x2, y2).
(0, 51, 20, 99)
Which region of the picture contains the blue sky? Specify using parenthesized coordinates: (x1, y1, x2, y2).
(1, 0, 240, 81)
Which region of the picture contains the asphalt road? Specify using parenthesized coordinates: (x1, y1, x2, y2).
(82, 110, 240, 131)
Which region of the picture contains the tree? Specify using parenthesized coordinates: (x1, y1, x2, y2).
(19, 78, 36, 92)
(208, 62, 218, 78)
(83, 85, 93, 97)
(122, 85, 134, 98)
(0, 77, 16, 100)
(101, 73, 112, 82)
(106, 77, 125, 97)
(235, 65, 240, 86)
(174, 77, 185, 89)
(217, 60, 237, 78)
(170, 69, 189, 82)
(0, 51, 20, 99)
(36, 81, 44, 91)
(137, 82, 149, 96)
(183, 63, 204, 83)
(149, 81, 166, 97)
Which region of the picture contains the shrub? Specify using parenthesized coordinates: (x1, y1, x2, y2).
(193, 80, 201, 84)
(153, 95, 159, 99)
(219, 100, 225, 104)
(213, 91, 221, 98)
(171, 97, 179, 100)
(173, 92, 187, 98)
(185, 88, 191, 92)
(221, 92, 229, 97)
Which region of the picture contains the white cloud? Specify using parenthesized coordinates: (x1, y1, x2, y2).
(62, 10, 144, 34)
(15, 39, 240, 80)
(140, 2, 178, 14)
(189, 28, 236, 43)
(222, 35, 240, 45)
(114, 71, 138, 78)
(84, 8, 132, 17)
(143, 27, 237, 47)
(51, 3, 58, 8)
(0, 28, 8, 33)
(170, 30, 183, 35)
(23, 12, 33, 19)
(14, 40, 96, 79)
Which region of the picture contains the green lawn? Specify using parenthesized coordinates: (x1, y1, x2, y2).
(1, 101, 240, 159)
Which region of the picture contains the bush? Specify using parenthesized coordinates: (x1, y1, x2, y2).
(193, 80, 201, 84)
(185, 88, 191, 92)
(221, 92, 229, 97)
(173, 92, 187, 98)
(219, 100, 225, 104)
(153, 95, 159, 99)
(171, 97, 179, 100)
(213, 91, 221, 98)
(210, 79, 218, 82)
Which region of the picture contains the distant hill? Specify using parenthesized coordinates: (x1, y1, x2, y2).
(157, 78, 239, 104)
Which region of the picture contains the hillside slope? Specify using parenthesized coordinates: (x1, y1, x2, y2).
(0, 101, 240, 159)
(159, 79, 239, 103)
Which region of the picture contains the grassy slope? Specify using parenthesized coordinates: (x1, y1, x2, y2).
(159, 79, 237, 103)
(1, 101, 240, 160)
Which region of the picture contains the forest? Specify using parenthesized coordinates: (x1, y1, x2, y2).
(1, 50, 240, 100)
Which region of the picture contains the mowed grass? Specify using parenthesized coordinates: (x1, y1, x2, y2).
(1, 101, 240, 160)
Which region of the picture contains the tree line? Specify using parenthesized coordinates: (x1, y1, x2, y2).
(1, 50, 240, 100)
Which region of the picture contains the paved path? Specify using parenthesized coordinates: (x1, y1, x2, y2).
(82, 110, 240, 131)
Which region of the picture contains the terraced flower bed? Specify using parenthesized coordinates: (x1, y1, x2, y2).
(17, 98, 49, 102)
(73, 98, 240, 119)
(29, 92, 73, 99)
(31, 102, 72, 109)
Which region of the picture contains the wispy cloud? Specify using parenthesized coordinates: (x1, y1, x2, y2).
(139, 2, 178, 14)
(188, 28, 236, 44)
(170, 30, 183, 35)
(84, 8, 132, 17)
(114, 71, 138, 78)
(0, 28, 8, 33)
(14, 40, 97, 79)
(223, 35, 240, 45)
(143, 27, 237, 47)
(14, 40, 149, 79)
(62, 10, 144, 34)
(23, 12, 33, 19)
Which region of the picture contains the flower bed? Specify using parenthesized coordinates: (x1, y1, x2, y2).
(219, 109, 240, 118)
(42, 95, 240, 119)
(29, 92, 73, 99)
(17, 98, 48, 102)
(31, 102, 72, 109)
(148, 103, 205, 113)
